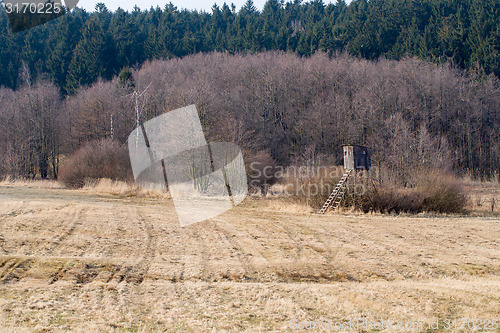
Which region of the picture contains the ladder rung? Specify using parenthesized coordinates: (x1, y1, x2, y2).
(318, 169, 352, 214)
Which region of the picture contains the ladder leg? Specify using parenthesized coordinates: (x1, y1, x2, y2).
(319, 169, 352, 214)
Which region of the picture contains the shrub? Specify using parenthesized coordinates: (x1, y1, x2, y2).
(365, 187, 424, 214)
(418, 171, 468, 214)
(246, 150, 279, 195)
(364, 169, 468, 214)
(58, 139, 133, 189)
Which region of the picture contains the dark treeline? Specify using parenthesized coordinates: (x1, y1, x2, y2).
(0, 0, 498, 94)
(0, 53, 498, 181)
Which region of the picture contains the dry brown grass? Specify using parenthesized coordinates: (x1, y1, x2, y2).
(79, 178, 171, 199)
(0, 176, 64, 189)
(0, 184, 498, 332)
(264, 198, 315, 214)
(462, 178, 500, 215)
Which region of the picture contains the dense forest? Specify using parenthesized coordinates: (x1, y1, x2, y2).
(0, 0, 498, 94)
(1, 53, 499, 182)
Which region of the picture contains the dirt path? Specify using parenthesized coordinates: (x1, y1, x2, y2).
(0, 185, 498, 332)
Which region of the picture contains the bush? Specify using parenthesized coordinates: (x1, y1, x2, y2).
(365, 187, 424, 214)
(246, 150, 279, 195)
(364, 169, 468, 214)
(419, 171, 468, 214)
(58, 139, 133, 189)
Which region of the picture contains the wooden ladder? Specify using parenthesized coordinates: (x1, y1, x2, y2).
(319, 169, 352, 214)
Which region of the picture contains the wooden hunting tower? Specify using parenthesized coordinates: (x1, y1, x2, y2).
(343, 145, 371, 170)
(319, 145, 373, 214)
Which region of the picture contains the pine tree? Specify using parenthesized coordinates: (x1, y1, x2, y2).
(66, 19, 116, 94)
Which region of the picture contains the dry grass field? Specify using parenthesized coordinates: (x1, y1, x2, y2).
(0, 180, 498, 332)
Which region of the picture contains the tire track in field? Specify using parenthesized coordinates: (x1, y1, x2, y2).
(210, 221, 261, 281)
(234, 214, 306, 264)
(277, 218, 350, 280)
(0, 201, 26, 223)
(0, 200, 21, 251)
(247, 218, 317, 281)
(48, 262, 72, 284)
(187, 223, 209, 281)
(255, 219, 304, 261)
(286, 218, 343, 263)
(193, 221, 235, 281)
(234, 211, 311, 264)
(264, 214, 343, 261)
(101, 207, 153, 285)
(230, 213, 346, 282)
(121, 207, 156, 284)
(0, 257, 35, 284)
(175, 228, 187, 283)
(43, 207, 86, 255)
